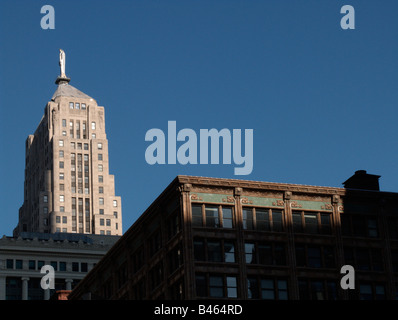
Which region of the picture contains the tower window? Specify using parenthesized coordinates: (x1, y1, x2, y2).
(69, 102, 74, 109)
(91, 122, 96, 130)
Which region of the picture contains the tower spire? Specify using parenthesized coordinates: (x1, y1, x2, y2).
(55, 49, 71, 85)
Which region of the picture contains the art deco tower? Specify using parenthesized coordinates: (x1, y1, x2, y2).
(14, 50, 122, 236)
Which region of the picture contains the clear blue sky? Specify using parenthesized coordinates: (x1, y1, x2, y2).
(0, 0, 397, 236)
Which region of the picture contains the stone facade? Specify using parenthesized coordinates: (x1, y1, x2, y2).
(14, 75, 122, 236)
(69, 174, 398, 300)
(0, 232, 120, 300)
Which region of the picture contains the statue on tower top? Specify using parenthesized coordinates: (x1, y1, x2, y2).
(59, 49, 66, 78)
(55, 48, 70, 85)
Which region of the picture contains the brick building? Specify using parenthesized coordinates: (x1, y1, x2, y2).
(68, 172, 398, 300)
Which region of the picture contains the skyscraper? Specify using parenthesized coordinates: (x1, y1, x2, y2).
(14, 50, 122, 236)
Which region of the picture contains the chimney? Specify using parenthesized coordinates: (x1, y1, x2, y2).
(343, 170, 380, 191)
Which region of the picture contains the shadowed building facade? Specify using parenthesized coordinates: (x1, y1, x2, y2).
(14, 51, 122, 236)
(68, 172, 398, 300)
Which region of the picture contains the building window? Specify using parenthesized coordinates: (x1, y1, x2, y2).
(60, 206, 65, 212)
(59, 150, 64, 157)
(99, 187, 104, 194)
(100, 219, 104, 226)
(59, 161, 64, 169)
(91, 122, 96, 130)
(99, 209, 104, 215)
(59, 262, 66, 272)
(292, 211, 332, 235)
(62, 131, 67, 136)
(29, 260, 36, 270)
(69, 102, 74, 109)
(106, 219, 111, 226)
(242, 207, 284, 232)
(248, 278, 288, 300)
(59, 173, 64, 180)
(62, 216, 67, 224)
(92, 133, 96, 139)
(99, 198, 104, 205)
(196, 274, 239, 298)
(16, 260, 23, 269)
(341, 215, 379, 238)
(191, 204, 235, 228)
(98, 153, 103, 161)
(298, 279, 338, 300)
(43, 195, 48, 203)
(75, 102, 80, 110)
(344, 247, 383, 272)
(295, 245, 335, 268)
(6, 259, 13, 269)
(84, 143, 89, 150)
(113, 200, 118, 207)
(98, 175, 103, 183)
(72, 262, 79, 272)
(60, 195, 65, 202)
(98, 143, 102, 150)
(62, 119, 66, 127)
(192, 204, 203, 227)
(194, 238, 236, 263)
(59, 140, 64, 147)
(81, 103, 86, 110)
(209, 276, 224, 298)
(81, 263, 88, 272)
(43, 207, 48, 214)
(98, 164, 103, 172)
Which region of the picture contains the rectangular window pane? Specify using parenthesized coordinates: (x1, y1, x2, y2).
(247, 278, 259, 299)
(226, 277, 237, 298)
(245, 243, 255, 264)
(222, 207, 233, 228)
(258, 244, 272, 265)
(308, 247, 321, 268)
(195, 275, 207, 297)
(272, 210, 283, 232)
(292, 212, 303, 233)
(277, 280, 288, 300)
(207, 241, 222, 262)
(321, 213, 332, 234)
(194, 239, 205, 261)
(304, 213, 318, 234)
(243, 208, 254, 230)
(256, 209, 270, 231)
(192, 205, 203, 227)
(261, 279, 275, 300)
(205, 207, 219, 228)
(209, 276, 224, 298)
(224, 241, 235, 263)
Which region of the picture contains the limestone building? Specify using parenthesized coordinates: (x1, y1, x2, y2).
(14, 50, 122, 236)
(0, 232, 120, 300)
